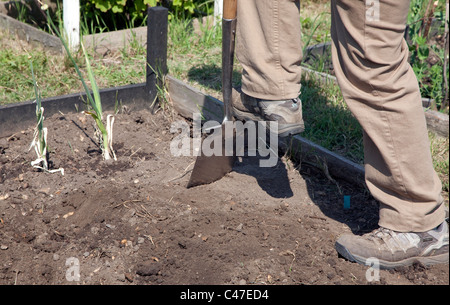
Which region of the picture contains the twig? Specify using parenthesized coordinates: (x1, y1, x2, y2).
(420, 0, 435, 38)
(112, 199, 142, 209)
(144, 234, 155, 246)
(165, 161, 195, 183)
(128, 147, 142, 159)
(6, 133, 17, 142)
(138, 204, 156, 219)
(308, 215, 328, 221)
(14, 270, 19, 285)
(311, 156, 343, 194)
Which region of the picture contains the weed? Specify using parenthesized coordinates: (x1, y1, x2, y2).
(408, 0, 449, 112)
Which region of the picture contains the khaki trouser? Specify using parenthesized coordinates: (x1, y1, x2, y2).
(236, 0, 445, 232)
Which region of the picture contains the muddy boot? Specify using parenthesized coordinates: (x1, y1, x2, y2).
(232, 88, 305, 137)
(335, 221, 449, 269)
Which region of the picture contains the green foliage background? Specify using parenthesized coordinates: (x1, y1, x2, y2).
(79, 0, 214, 31)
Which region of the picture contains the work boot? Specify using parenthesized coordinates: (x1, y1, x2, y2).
(232, 88, 305, 137)
(335, 221, 449, 269)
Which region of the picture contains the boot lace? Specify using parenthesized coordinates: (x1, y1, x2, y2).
(368, 227, 420, 254)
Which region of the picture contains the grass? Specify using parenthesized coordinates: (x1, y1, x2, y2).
(0, 32, 80, 104)
(429, 133, 450, 196)
(0, 1, 447, 203)
(167, 17, 224, 99)
(300, 78, 364, 164)
(0, 29, 146, 106)
(300, 0, 331, 46)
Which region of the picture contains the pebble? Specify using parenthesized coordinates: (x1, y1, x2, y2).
(116, 273, 126, 282)
(236, 223, 243, 232)
(91, 227, 100, 234)
(125, 273, 134, 282)
(1, 245, 8, 250)
(136, 262, 160, 276)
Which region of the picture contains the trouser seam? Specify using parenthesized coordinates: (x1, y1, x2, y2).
(273, 0, 285, 98)
(363, 1, 411, 204)
(380, 108, 410, 200)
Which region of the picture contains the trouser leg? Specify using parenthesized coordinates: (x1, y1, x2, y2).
(331, 0, 445, 232)
(236, 0, 302, 100)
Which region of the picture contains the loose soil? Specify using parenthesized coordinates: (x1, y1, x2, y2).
(0, 107, 448, 285)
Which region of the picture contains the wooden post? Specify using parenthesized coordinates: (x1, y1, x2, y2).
(63, 0, 79, 51)
(146, 6, 168, 114)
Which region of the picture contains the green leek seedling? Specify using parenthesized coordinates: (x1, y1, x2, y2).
(29, 61, 64, 175)
(80, 41, 117, 161)
(46, 11, 116, 161)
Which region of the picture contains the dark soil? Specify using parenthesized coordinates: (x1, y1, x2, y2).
(0, 108, 448, 285)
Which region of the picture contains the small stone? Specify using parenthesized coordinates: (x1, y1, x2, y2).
(1, 245, 8, 250)
(125, 273, 134, 282)
(136, 262, 160, 276)
(116, 273, 126, 282)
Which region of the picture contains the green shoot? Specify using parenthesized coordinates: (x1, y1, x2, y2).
(45, 9, 116, 161)
(148, 63, 172, 115)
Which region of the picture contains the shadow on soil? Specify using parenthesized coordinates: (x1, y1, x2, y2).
(233, 150, 379, 236)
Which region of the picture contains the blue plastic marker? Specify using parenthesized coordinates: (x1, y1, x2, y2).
(344, 195, 351, 209)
